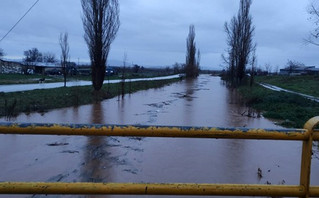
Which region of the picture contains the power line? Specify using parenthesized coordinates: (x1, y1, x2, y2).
(0, 0, 40, 43)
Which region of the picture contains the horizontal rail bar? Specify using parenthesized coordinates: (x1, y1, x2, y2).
(0, 123, 310, 140)
(310, 186, 319, 197)
(0, 182, 307, 197)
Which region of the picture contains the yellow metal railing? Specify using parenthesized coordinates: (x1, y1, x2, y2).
(0, 116, 319, 197)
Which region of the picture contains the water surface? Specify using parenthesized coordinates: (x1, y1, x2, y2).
(0, 75, 318, 198)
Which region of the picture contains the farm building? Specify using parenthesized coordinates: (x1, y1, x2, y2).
(279, 65, 319, 75)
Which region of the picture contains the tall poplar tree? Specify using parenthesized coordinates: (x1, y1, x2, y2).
(81, 0, 120, 91)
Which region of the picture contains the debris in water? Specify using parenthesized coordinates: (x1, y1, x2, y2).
(110, 137, 120, 143)
(129, 137, 143, 141)
(257, 168, 263, 178)
(123, 169, 138, 175)
(123, 146, 144, 152)
(46, 142, 69, 146)
(61, 150, 79, 154)
(266, 181, 271, 185)
(48, 173, 69, 182)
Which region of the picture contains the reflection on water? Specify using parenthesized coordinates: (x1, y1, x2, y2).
(183, 78, 195, 124)
(81, 137, 108, 183)
(117, 99, 126, 125)
(0, 75, 318, 198)
(81, 102, 107, 183)
(220, 139, 247, 184)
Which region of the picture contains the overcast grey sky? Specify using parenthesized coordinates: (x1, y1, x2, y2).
(0, 0, 318, 70)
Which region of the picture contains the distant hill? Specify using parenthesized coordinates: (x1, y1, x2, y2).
(79, 59, 131, 67)
(107, 59, 126, 66)
(78, 59, 220, 70)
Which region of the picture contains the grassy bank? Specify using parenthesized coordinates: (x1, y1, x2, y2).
(0, 73, 92, 84)
(256, 75, 319, 97)
(0, 78, 180, 118)
(0, 73, 58, 84)
(0, 72, 175, 85)
(239, 83, 319, 128)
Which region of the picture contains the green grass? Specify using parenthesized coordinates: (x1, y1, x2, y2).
(0, 73, 59, 84)
(256, 75, 319, 97)
(238, 83, 319, 128)
(0, 78, 180, 118)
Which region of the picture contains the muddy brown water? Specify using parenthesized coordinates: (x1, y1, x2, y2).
(0, 75, 318, 198)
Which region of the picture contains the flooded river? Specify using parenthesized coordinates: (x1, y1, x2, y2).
(0, 75, 318, 198)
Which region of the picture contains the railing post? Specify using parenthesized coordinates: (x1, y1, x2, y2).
(300, 116, 319, 198)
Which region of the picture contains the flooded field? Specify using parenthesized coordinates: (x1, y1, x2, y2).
(0, 75, 318, 198)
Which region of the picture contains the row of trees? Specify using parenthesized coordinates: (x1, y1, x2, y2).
(3, 0, 200, 91)
(3, 0, 319, 91)
(3, 0, 120, 91)
(21, 32, 69, 87)
(81, 0, 202, 91)
(80, 0, 319, 90)
(21, 32, 70, 87)
(221, 0, 319, 87)
(23, 48, 56, 63)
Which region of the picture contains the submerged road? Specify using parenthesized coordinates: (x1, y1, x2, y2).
(0, 74, 180, 93)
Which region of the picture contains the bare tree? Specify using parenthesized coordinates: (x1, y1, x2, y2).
(173, 62, 182, 74)
(285, 59, 305, 75)
(264, 63, 272, 75)
(59, 32, 69, 87)
(43, 52, 57, 63)
(250, 49, 257, 87)
(24, 48, 42, 62)
(223, 0, 256, 86)
(132, 64, 140, 73)
(81, 0, 120, 91)
(165, 66, 171, 74)
(23, 48, 42, 75)
(274, 65, 279, 75)
(305, 1, 319, 46)
(185, 25, 199, 78)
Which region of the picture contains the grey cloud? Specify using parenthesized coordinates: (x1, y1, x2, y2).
(0, 0, 317, 69)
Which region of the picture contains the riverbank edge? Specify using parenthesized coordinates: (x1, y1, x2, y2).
(238, 83, 319, 128)
(0, 78, 181, 118)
